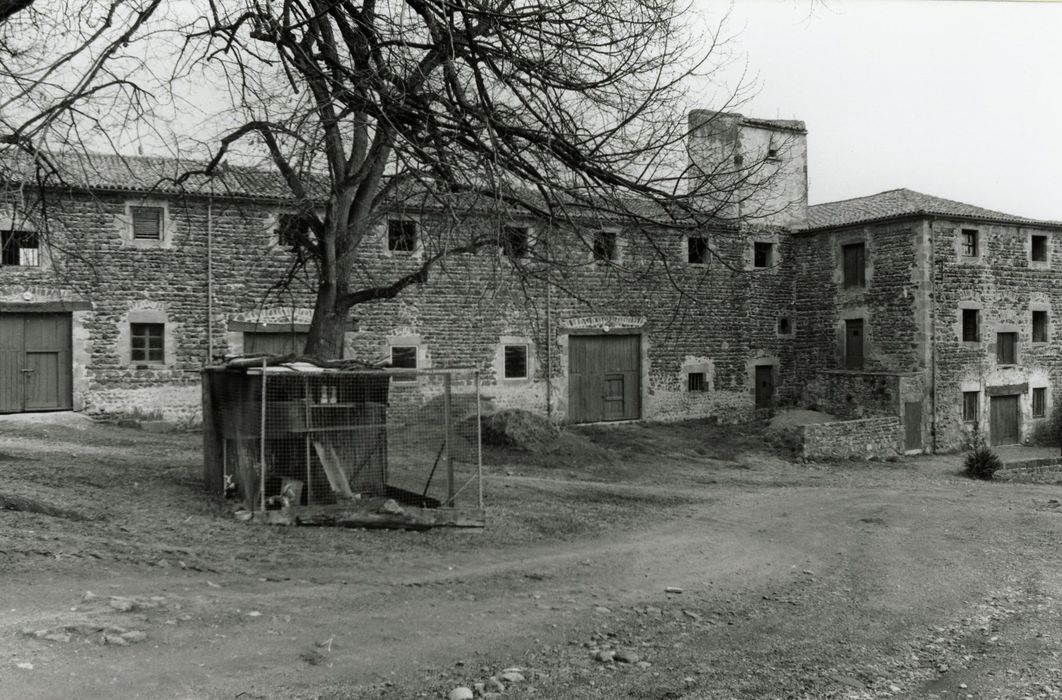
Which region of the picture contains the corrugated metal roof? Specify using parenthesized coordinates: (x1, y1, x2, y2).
(804, 188, 1062, 230)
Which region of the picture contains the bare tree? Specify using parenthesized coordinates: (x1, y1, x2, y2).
(163, 0, 791, 359)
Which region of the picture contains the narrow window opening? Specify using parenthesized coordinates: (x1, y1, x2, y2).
(1031, 234, 1048, 262)
(961, 309, 980, 342)
(1033, 387, 1047, 418)
(778, 317, 791, 335)
(961, 228, 979, 258)
(687, 236, 708, 264)
(503, 345, 528, 379)
(842, 242, 866, 287)
(1033, 310, 1049, 343)
(996, 332, 1018, 365)
(962, 391, 979, 423)
(388, 219, 417, 253)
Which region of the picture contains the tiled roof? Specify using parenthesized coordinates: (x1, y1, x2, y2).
(805, 188, 1062, 230)
(0, 149, 324, 201)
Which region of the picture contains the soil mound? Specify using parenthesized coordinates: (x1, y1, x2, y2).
(480, 409, 560, 451)
(765, 409, 837, 455)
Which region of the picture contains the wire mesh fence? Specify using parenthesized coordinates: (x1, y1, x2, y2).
(202, 363, 483, 525)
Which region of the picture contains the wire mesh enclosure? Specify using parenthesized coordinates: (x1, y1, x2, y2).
(202, 360, 484, 528)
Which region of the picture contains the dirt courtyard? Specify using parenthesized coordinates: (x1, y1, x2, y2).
(3, 414, 1062, 700)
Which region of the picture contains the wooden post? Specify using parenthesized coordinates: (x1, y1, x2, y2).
(444, 372, 453, 507)
(475, 370, 483, 510)
(259, 358, 267, 512)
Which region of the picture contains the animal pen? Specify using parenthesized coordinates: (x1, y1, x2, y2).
(202, 359, 484, 529)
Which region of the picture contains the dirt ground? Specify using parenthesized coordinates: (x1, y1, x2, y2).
(3, 415, 1062, 700)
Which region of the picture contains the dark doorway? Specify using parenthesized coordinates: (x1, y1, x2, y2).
(754, 365, 774, 409)
(904, 401, 922, 451)
(844, 319, 864, 369)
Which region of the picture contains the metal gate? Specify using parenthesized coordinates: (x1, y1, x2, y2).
(0, 313, 73, 413)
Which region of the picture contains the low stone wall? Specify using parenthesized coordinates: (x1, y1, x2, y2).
(799, 417, 903, 461)
(994, 457, 1062, 484)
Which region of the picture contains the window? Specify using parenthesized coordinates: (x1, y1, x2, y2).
(0, 229, 39, 266)
(387, 219, 417, 253)
(767, 147, 779, 160)
(1031, 235, 1048, 262)
(503, 345, 528, 379)
(130, 323, 164, 364)
(131, 206, 163, 240)
(592, 230, 617, 263)
(734, 154, 744, 167)
(501, 226, 529, 259)
(389, 345, 417, 369)
(997, 332, 1018, 365)
(778, 317, 791, 335)
(753, 242, 774, 268)
(1033, 387, 1047, 418)
(277, 213, 310, 247)
(687, 372, 706, 392)
(687, 236, 708, 265)
(961, 309, 980, 342)
(1033, 310, 1049, 343)
(962, 391, 979, 423)
(961, 228, 978, 258)
(844, 318, 864, 370)
(842, 243, 866, 288)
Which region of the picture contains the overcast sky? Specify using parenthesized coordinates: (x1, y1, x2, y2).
(690, 0, 1062, 220)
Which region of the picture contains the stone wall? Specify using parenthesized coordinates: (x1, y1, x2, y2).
(1, 185, 800, 424)
(799, 417, 903, 461)
(994, 457, 1062, 484)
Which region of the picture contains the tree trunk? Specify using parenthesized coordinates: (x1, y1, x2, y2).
(304, 281, 351, 360)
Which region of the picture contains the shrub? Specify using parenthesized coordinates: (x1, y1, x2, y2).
(964, 444, 1002, 480)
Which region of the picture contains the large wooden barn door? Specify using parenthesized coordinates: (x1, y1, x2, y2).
(990, 394, 1020, 446)
(0, 313, 72, 413)
(568, 334, 641, 423)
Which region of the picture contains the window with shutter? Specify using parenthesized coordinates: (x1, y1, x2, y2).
(1033, 388, 1046, 418)
(1033, 310, 1049, 343)
(996, 332, 1018, 365)
(131, 206, 163, 240)
(962, 391, 979, 422)
(842, 243, 866, 287)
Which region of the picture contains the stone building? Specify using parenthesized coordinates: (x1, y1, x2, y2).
(1, 113, 1059, 451)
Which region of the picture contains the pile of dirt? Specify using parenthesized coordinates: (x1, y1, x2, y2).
(479, 409, 560, 451)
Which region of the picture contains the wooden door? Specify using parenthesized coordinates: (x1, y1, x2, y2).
(990, 394, 1020, 446)
(904, 401, 922, 451)
(845, 319, 864, 369)
(0, 313, 73, 413)
(754, 365, 774, 409)
(568, 334, 641, 423)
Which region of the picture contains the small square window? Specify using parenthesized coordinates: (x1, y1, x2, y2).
(501, 226, 529, 259)
(996, 332, 1017, 365)
(961, 229, 979, 258)
(962, 391, 979, 423)
(277, 213, 310, 247)
(687, 372, 706, 392)
(734, 154, 744, 167)
(130, 322, 164, 364)
(1032, 235, 1048, 262)
(1033, 310, 1049, 343)
(592, 231, 617, 263)
(0, 229, 39, 266)
(388, 220, 417, 253)
(131, 206, 164, 240)
(687, 236, 708, 265)
(961, 309, 979, 342)
(389, 345, 417, 369)
(778, 317, 791, 335)
(767, 147, 779, 160)
(753, 242, 773, 268)
(503, 345, 528, 379)
(1033, 387, 1047, 418)
(842, 243, 866, 288)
